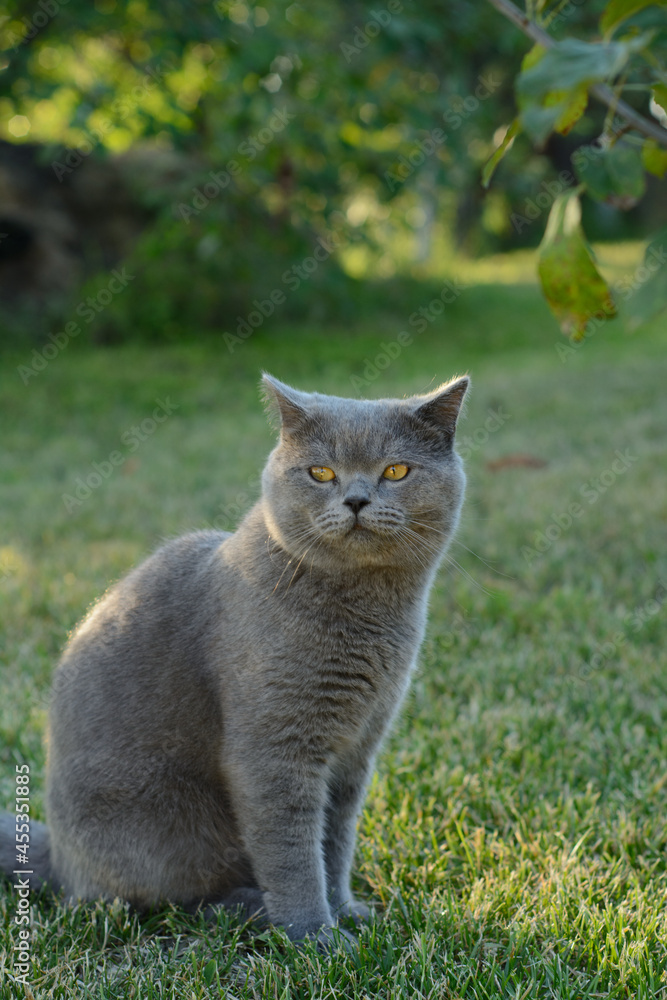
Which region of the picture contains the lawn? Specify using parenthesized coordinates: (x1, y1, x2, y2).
(1, 251, 666, 999)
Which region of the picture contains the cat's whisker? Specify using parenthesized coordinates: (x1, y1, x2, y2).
(267, 527, 322, 596)
(270, 559, 296, 596)
(270, 524, 327, 596)
(392, 532, 427, 569)
(413, 520, 515, 580)
(441, 553, 494, 596)
(452, 539, 516, 580)
(395, 525, 440, 558)
(397, 524, 445, 561)
(392, 526, 435, 574)
(303, 537, 327, 578)
(401, 523, 494, 594)
(269, 547, 302, 595)
(409, 520, 450, 538)
(285, 536, 325, 592)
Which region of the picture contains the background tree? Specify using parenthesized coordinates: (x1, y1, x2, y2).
(0, 0, 665, 340)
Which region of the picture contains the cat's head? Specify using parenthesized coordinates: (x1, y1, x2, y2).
(260, 373, 469, 575)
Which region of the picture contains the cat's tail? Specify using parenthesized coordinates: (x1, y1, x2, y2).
(0, 812, 53, 893)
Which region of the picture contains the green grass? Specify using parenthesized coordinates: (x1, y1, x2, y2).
(1, 259, 666, 998)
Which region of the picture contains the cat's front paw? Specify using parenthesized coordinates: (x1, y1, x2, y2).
(332, 898, 371, 924)
(313, 924, 357, 953)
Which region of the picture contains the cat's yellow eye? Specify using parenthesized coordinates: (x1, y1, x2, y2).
(383, 464, 409, 481)
(310, 466, 336, 482)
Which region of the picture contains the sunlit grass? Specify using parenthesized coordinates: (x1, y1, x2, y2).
(1, 267, 666, 997)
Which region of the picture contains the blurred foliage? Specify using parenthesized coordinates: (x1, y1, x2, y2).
(0, 0, 665, 341)
(488, 0, 667, 335)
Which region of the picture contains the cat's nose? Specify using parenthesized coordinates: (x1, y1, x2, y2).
(344, 495, 370, 514)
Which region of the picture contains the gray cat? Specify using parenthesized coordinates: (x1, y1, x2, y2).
(0, 373, 469, 950)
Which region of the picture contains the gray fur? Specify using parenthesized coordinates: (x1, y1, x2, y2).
(0, 814, 51, 892)
(1, 373, 469, 948)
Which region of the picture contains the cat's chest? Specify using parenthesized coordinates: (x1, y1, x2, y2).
(220, 547, 429, 747)
(313, 609, 415, 675)
(279, 589, 425, 723)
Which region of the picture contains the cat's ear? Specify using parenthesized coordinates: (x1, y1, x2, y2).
(411, 376, 470, 439)
(261, 373, 311, 434)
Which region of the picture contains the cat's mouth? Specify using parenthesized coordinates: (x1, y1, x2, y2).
(348, 521, 375, 538)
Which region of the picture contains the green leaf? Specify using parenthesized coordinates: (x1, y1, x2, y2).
(518, 36, 650, 98)
(519, 103, 569, 144)
(623, 227, 667, 329)
(537, 192, 617, 339)
(642, 139, 667, 178)
(652, 83, 667, 116)
(601, 0, 667, 37)
(520, 84, 588, 145)
(202, 959, 217, 985)
(517, 35, 652, 143)
(482, 118, 521, 188)
(574, 140, 646, 208)
(516, 45, 562, 143)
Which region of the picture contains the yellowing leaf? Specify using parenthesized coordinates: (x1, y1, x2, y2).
(521, 43, 547, 74)
(515, 49, 586, 142)
(538, 192, 617, 339)
(551, 85, 589, 135)
(642, 139, 667, 178)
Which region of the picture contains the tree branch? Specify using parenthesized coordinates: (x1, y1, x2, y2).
(486, 0, 667, 149)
